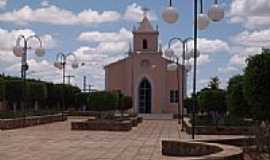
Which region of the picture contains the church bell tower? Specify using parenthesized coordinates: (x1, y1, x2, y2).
(133, 8, 159, 54)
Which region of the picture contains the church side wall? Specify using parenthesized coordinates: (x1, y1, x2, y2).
(164, 66, 184, 114)
(105, 62, 126, 93)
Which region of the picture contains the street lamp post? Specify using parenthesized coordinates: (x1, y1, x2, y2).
(13, 35, 45, 79)
(54, 52, 80, 119)
(54, 52, 79, 84)
(13, 35, 45, 125)
(165, 37, 195, 130)
(162, 0, 224, 139)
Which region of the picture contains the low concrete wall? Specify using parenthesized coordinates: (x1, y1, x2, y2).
(71, 120, 133, 131)
(201, 137, 255, 147)
(162, 140, 243, 160)
(0, 114, 67, 130)
(184, 118, 253, 135)
(115, 117, 143, 127)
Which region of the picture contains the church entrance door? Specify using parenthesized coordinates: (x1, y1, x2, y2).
(138, 79, 151, 113)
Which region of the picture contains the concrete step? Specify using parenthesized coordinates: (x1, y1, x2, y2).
(139, 113, 174, 120)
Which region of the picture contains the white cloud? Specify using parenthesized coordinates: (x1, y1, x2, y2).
(0, 27, 57, 74)
(77, 28, 132, 57)
(0, 0, 8, 9)
(218, 66, 240, 75)
(123, 3, 157, 22)
(171, 38, 229, 56)
(78, 28, 132, 43)
(228, 0, 270, 29)
(187, 54, 211, 66)
(4, 58, 62, 82)
(0, 28, 56, 51)
(232, 29, 270, 48)
(229, 47, 262, 67)
(228, 28, 268, 68)
(71, 27, 132, 89)
(41, 0, 49, 7)
(72, 46, 127, 89)
(169, 38, 229, 65)
(0, 5, 121, 25)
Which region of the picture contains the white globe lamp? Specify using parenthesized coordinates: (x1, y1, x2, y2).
(72, 62, 79, 69)
(35, 47, 45, 57)
(188, 49, 201, 58)
(54, 62, 62, 69)
(208, 4, 224, 22)
(185, 63, 192, 72)
(198, 13, 209, 30)
(165, 48, 175, 58)
(162, 6, 179, 24)
(13, 46, 24, 57)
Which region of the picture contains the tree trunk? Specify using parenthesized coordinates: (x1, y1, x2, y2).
(13, 102, 17, 112)
(34, 101, 39, 111)
(0, 101, 3, 112)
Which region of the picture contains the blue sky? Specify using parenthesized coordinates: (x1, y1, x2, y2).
(0, 0, 269, 94)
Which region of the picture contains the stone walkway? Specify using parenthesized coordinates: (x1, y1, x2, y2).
(0, 118, 245, 160)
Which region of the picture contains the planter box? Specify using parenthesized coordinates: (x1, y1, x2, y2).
(162, 140, 243, 160)
(71, 119, 133, 131)
(183, 118, 253, 135)
(0, 114, 67, 130)
(114, 116, 142, 127)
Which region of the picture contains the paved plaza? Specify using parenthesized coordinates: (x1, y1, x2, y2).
(0, 117, 244, 160)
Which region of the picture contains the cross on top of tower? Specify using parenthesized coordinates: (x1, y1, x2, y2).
(142, 7, 150, 17)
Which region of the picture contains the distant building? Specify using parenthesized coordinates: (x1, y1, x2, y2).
(105, 14, 185, 114)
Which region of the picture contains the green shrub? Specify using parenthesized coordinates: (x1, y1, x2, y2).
(198, 88, 226, 113)
(244, 49, 270, 120)
(28, 82, 48, 102)
(54, 84, 80, 109)
(119, 96, 133, 113)
(75, 92, 90, 109)
(88, 91, 119, 111)
(0, 78, 5, 101)
(46, 83, 61, 110)
(227, 75, 250, 118)
(5, 80, 25, 103)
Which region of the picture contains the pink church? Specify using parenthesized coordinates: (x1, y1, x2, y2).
(105, 15, 185, 114)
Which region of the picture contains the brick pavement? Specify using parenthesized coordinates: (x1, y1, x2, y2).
(0, 118, 245, 160)
(0, 118, 183, 160)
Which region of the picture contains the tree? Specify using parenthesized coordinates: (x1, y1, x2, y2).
(244, 48, 270, 120)
(184, 97, 193, 114)
(198, 88, 226, 113)
(208, 76, 220, 90)
(56, 84, 80, 110)
(75, 92, 90, 111)
(0, 78, 6, 111)
(28, 82, 48, 111)
(0, 78, 5, 101)
(5, 80, 25, 112)
(88, 91, 119, 112)
(197, 77, 226, 125)
(46, 83, 61, 111)
(227, 75, 250, 117)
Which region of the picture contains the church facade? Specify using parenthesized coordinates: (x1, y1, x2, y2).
(104, 15, 185, 114)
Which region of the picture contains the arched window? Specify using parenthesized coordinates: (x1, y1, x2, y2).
(143, 39, 148, 49)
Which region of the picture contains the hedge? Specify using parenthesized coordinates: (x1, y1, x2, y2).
(0, 78, 5, 101)
(0, 75, 133, 113)
(88, 91, 119, 111)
